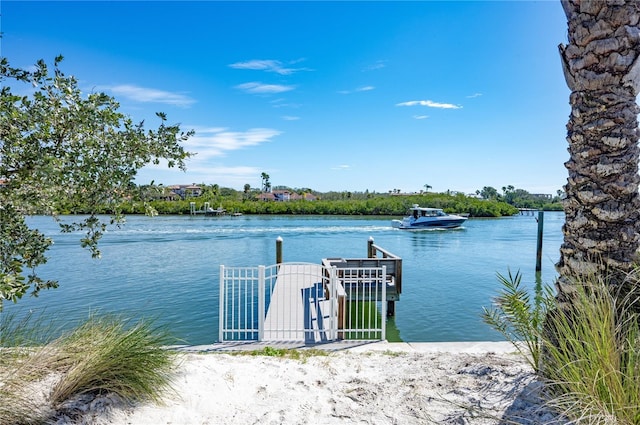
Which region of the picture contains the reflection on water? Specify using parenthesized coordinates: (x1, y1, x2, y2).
(6, 213, 564, 345)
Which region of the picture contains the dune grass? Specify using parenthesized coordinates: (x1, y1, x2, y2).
(483, 269, 640, 424)
(0, 313, 178, 424)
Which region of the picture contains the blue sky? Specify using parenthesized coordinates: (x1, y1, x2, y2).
(3, 1, 569, 195)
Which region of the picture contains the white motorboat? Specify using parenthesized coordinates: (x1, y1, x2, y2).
(391, 204, 467, 230)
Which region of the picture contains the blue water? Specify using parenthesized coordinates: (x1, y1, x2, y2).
(4, 212, 564, 344)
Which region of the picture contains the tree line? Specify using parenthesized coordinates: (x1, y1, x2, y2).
(112, 188, 520, 217)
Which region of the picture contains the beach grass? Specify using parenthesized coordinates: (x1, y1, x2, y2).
(235, 346, 328, 361)
(0, 313, 177, 424)
(484, 269, 640, 424)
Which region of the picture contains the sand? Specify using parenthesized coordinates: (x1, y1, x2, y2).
(53, 342, 570, 425)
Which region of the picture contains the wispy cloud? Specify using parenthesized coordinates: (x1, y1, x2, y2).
(413, 115, 429, 120)
(229, 59, 313, 75)
(184, 127, 282, 159)
(331, 164, 351, 171)
(235, 82, 296, 94)
(396, 100, 462, 109)
(102, 84, 196, 107)
(282, 116, 300, 121)
(466, 93, 483, 98)
(363, 60, 387, 71)
(338, 86, 375, 94)
(270, 98, 302, 108)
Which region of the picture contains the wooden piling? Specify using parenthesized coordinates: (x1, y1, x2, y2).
(276, 236, 283, 264)
(536, 211, 544, 272)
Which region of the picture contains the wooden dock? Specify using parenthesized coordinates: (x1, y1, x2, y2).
(219, 238, 402, 343)
(263, 263, 333, 342)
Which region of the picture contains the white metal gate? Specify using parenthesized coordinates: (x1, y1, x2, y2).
(219, 262, 386, 342)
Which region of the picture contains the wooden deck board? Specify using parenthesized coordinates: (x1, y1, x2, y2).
(263, 264, 330, 341)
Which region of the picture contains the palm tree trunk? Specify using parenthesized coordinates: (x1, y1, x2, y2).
(557, 0, 640, 297)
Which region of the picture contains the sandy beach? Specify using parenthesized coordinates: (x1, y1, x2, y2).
(53, 341, 570, 425)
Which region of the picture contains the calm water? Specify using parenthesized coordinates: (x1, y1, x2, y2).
(4, 212, 565, 344)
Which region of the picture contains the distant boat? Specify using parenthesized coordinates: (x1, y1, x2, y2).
(391, 204, 467, 230)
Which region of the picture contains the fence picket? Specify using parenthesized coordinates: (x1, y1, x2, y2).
(219, 262, 386, 342)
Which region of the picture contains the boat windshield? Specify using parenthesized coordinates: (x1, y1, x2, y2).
(410, 208, 444, 218)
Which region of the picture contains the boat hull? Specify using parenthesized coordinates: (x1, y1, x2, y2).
(392, 205, 467, 230)
(396, 219, 466, 230)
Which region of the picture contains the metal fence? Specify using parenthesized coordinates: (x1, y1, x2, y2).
(219, 262, 386, 342)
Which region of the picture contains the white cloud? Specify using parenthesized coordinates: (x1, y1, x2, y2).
(102, 84, 195, 107)
(235, 82, 296, 94)
(229, 59, 312, 75)
(282, 116, 300, 121)
(331, 164, 351, 170)
(270, 98, 302, 108)
(338, 86, 375, 94)
(413, 115, 429, 120)
(396, 100, 462, 109)
(184, 127, 282, 160)
(363, 60, 387, 71)
(466, 93, 483, 98)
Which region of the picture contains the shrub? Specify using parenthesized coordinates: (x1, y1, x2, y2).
(484, 269, 640, 424)
(0, 314, 177, 423)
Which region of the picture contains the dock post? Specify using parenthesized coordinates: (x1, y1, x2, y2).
(276, 236, 283, 264)
(535, 211, 544, 272)
(387, 301, 395, 317)
(367, 236, 375, 258)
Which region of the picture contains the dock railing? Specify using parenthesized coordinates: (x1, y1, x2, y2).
(219, 262, 387, 342)
(367, 237, 402, 295)
(219, 237, 399, 343)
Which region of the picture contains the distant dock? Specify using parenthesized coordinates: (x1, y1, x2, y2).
(189, 202, 226, 216)
(518, 208, 538, 215)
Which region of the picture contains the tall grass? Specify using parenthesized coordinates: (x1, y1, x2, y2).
(0, 311, 60, 423)
(483, 269, 640, 424)
(0, 310, 55, 348)
(0, 314, 177, 424)
(49, 314, 177, 406)
(542, 276, 640, 424)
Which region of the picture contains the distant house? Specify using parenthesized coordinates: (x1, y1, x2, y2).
(273, 190, 291, 201)
(531, 193, 553, 200)
(167, 184, 203, 199)
(299, 192, 318, 201)
(257, 190, 317, 201)
(0, 179, 6, 188)
(257, 192, 276, 201)
(152, 190, 182, 201)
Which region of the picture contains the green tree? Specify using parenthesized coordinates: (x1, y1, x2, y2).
(260, 172, 271, 192)
(0, 56, 193, 310)
(557, 1, 640, 291)
(243, 183, 251, 200)
(479, 186, 499, 200)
